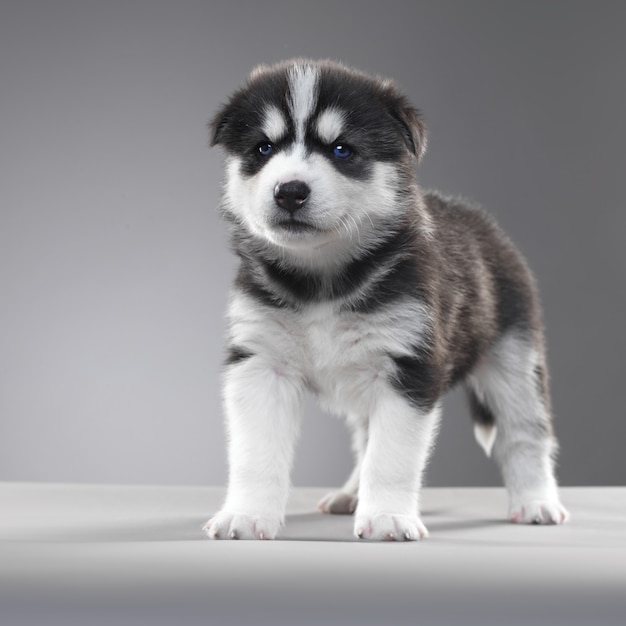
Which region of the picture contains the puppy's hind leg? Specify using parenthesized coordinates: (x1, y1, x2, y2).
(317, 415, 367, 515)
(467, 332, 569, 525)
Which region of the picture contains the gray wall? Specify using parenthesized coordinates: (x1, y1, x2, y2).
(1, 0, 624, 488)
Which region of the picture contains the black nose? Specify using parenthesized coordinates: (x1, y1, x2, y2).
(274, 181, 310, 213)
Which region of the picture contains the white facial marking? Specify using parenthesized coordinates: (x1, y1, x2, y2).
(287, 64, 319, 141)
(316, 108, 345, 144)
(262, 105, 287, 142)
(222, 148, 406, 267)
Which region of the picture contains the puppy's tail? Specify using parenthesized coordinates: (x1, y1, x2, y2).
(467, 388, 497, 457)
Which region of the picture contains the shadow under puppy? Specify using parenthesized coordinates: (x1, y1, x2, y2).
(204, 59, 569, 541)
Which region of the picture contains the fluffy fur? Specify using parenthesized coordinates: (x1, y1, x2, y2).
(204, 59, 569, 541)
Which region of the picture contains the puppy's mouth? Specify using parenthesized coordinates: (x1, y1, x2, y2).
(270, 217, 324, 235)
(274, 220, 320, 233)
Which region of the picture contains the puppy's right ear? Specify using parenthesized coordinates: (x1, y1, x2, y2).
(209, 103, 232, 147)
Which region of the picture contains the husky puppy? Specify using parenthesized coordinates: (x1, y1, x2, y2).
(204, 59, 569, 541)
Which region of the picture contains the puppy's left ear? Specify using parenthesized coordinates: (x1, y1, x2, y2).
(389, 102, 428, 162)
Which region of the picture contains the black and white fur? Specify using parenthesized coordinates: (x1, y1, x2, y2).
(204, 59, 569, 541)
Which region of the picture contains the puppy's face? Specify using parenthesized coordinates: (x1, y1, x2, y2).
(211, 60, 426, 253)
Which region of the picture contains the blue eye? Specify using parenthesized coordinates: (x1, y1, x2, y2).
(257, 142, 274, 156)
(332, 144, 352, 159)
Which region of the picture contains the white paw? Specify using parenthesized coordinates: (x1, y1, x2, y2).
(317, 491, 358, 515)
(203, 510, 282, 540)
(509, 499, 570, 525)
(354, 513, 428, 541)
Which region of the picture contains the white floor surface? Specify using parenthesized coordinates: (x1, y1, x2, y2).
(1, 483, 624, 625)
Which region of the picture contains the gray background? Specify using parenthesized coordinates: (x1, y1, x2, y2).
(1, 0, 624, 488)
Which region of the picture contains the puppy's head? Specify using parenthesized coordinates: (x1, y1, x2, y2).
(211, 59, 426, 255)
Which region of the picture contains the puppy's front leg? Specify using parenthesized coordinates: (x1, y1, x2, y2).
(355, 389, 441, 541)
(204, 354, 304, 540)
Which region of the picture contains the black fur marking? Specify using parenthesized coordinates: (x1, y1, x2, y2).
(225, 346, 254, 366)
(313, 70, 423, 163)
(261, 261, 323, 303)
(239, 136, 294, 177)
(307, 136, 373, 181)
(234, 264, 288, 309)
(448, 334, 484, 388)
(491, 264, 534, 333)
(211, 71, 290, 147)
(347, 253, 422, 313)
(390, 349, 441, 412)
(210, 71, 295, 177)
(467, 389, 496, 426)
(259, 227, 416, 306)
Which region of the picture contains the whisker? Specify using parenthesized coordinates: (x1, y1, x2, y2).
(347, 214, 362, 247)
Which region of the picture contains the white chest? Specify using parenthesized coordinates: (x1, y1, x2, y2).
(228, 295, 430, 417)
